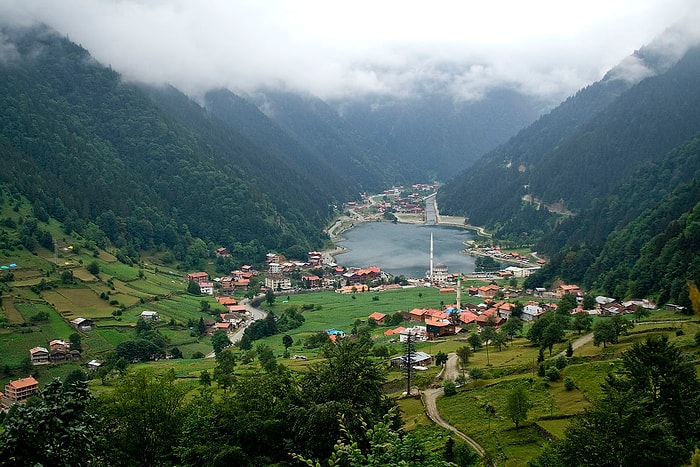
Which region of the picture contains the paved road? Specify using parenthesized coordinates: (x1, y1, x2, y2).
(207, 297, 267, 357)
(422, 353, 486, 457)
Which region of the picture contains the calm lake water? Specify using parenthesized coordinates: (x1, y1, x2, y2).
(335, 222, 476, 279)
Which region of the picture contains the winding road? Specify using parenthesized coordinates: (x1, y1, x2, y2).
(422, 331, 596, 460)
(421, 353, 486, 457)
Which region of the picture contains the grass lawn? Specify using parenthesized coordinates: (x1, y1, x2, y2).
(0, 328, 48, 367)
(42, 288, 115, 319)
(2, 299, 24, 324)
(437, 377, 558, 466)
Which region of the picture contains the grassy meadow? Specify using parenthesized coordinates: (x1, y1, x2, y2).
(2, 200, 699, 466)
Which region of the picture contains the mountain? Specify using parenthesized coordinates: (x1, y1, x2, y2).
(246, 88, 548, 185)
(206, 89, 395, 192)
(438, 41, 700, 239)
(525, 133, 700, 304)
(431, 32, 700, 303)
(333, 88, 549, 180)
(0, 24, 365, 265)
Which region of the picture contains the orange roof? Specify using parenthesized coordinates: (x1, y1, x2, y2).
(217, 297, 237, 306)
(188, 272, 208, 278)
(368, 312, 386, 321)
(425, 319, 450, 327)
(9, 376, 39, 389)
(384, 326, 406, 336)
(459, 311, 478, 324)
(409, 308, 427, 316)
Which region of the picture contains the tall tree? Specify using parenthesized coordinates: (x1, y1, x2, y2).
(214, 348, 237, 391)
(211, 329, 231, 354)
(0, 378, 100, 467)
(97, 368, 188, 466)
(572, 312, 593, 335)
(506, 384, 531, 429)
(293, 339, 398, 460)
(551, 336, 700, 466)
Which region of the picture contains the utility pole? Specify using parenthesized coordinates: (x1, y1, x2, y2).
(404, 331, 415, 396)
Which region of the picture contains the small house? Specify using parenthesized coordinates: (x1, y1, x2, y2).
(70, 317, 94, 331)
(29, 346, 49, 364)
(368, 311, 387, 325)
(140, 310, 160, 320)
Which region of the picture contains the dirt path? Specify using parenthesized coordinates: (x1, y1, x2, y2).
(555, 330, 594, 358)
(422, 353, 486, 457)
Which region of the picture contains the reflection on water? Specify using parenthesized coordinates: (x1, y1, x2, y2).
(335, 222, 476, 279)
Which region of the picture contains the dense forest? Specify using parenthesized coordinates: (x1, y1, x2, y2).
(0, 25, 381, 269)
(439, 40, 700, 305)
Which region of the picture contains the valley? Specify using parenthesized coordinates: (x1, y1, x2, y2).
(0, 16, 699, 467)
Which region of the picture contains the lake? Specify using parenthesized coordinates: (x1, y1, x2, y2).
(334, 222, 476, 279)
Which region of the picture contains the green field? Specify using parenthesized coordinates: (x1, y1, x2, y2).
(1, 214, 698, 467)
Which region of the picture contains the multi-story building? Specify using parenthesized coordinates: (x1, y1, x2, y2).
(1, 376, 39, 410)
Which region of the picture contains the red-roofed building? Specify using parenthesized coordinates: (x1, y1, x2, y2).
(425, 319, 455, 338)
(1, 376, 39, 410)
(459, 310, 478, 325)
(302, 275, 321, 288)
(478, 284, 501, 298)
(557, 284, 582, 297)
(496, 302, 516, 320)
(187, 272, 209, 285)
(409, 308, 427, 322)
(424, 309, 449, 320)
(343, 266, 381, 284)
(368, 312, 387, 325)
(217, 296, 237, 307)
(384, 326, 406, 336)
(214, 322, 232, 333)
(475, 312, 504, 328)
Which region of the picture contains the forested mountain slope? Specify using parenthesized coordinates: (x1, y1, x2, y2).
(0, 25, 355, 265)
(525, 133, 700, 305)
(437, 44, 700, 235)
(436, 38, 700, 304)
(335, 88, 548, 180)
(242, 90, 406, 190)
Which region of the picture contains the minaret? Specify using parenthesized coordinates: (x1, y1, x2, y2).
(429, 232, 434, 283)
(456, 273, 462, 310)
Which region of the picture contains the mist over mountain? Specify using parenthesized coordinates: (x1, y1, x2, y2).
(0, 20, 698, 304)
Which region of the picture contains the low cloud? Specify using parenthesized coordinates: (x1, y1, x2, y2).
(0, 0, 698, 102)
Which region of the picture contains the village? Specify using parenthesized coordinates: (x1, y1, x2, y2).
(0, 186, 661, 412)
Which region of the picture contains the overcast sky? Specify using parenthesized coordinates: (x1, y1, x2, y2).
(1, 0, 699, 102)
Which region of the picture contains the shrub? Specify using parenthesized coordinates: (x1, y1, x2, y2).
(555, 356, 568, 370)
(545, 366, 561, 382)
(469, 367, 485, 381)
(191, 351, 205, 359)
(565, 377, 576, 391)
(443, 379, 457, 396)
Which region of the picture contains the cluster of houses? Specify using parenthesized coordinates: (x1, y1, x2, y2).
(350, 184, 440, 218)
(366, 281, 658, 346)
(466, 245, 547, 267)
(186, 266, 256, 296)
(29, 339, 81, 365)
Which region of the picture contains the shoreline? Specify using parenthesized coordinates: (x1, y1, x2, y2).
(321, 214, 483, 266)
